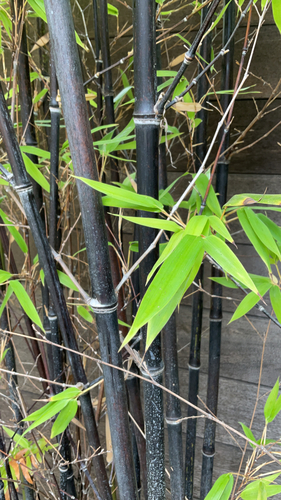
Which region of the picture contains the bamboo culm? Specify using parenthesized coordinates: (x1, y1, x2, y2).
(185, 6, 211, 498)
(134, 1, 165, 499)
(157, 28, 184, 499)
(43, 2, 139, 499)
(0, 84, 112, 500)
(200, 2, 235, 498)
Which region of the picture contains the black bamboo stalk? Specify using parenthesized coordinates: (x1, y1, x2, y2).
(200, 2, 235, 498)
(92, 0, 103, 124)
(0, 84, 112, 500)
(42, 2, 139, 499)
(0, 434, 18, 500)
(96, 0, 119, 183)
(156, 23, 184, 499)
(134, 1, 165, 498)
(185, 6, 211, 499)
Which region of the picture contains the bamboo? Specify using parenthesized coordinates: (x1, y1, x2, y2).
(157, 28, 184, 499)
(0, 84, 112, 500)
(0, 434, 18, 500)
(92, 0, 103, 124)
(185, 7, 211, 499)
(42, 2, 139, 498)
(200, 2, 235, 497)
(134, 1, 165, 498)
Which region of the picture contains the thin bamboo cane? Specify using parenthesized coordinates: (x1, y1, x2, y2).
(0, 84, 112, 500)
(0, 434, 18, 500)
(42, 2, 139, 498)
(157, 27, 184, 499)
(200, 2, 235, 498)
(185, 7, 211, 499)
(134, 1, 165, 498)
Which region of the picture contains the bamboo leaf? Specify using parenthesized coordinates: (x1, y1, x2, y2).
(204, 473, 233, 500)
(239, 423, 257, 448)
(238, 209, 272, 271)
(77, 305, 93, 323)
(22, 153, 50, 193)
(10, 281, 43, 330)
(51, 400, 78, 438)
(230, 280, 272, 323)
(146, 247, 204, 349)
(0, 208, 28, 253)
(195, 174, 222, 217)
(172, 101, 201, 112)
(270, 286, 281, 323)
(50, 387, 81, 401)
(208, 216, 233, 243)
(225, 194, 281, 207)
(22, 400, 69, 436)
(116, 215, 182, 233)
(147, 230, 186, 282)
(264, 379, 280, 423)
(185, 215, 208, 236)
(57, 270, 79, 292)
(2, 426, 31, 450)
(272, 0, 281, 34)
(203, 235, 259, 294)
(245, 209, 281, 258)
(121, 236, 203, 347)
(205, 0, 232, 36)
(241, 481, 269, 500)
(257, 214, 281, 245)
(209, 276, 239, 289)
(0, 270, 12, 284)
(75, 177, 163, 212)
(108, 3, 118, 16)
(20, 145, 51, 160)
(0, 283, 13, 319)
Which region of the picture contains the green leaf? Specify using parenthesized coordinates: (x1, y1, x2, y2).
(33, 87, 48, 104)
(230, 280, 272, 323)
(10, 281, 43, 330)
(40, 269, 45, 286)
(205, 0, 232, 36)
(245, 209, 281, 259)
(208, 216, 233, 243)
(2, 426, 30, 449)
(51, 400, 78, 438)
(0, 283, 13, 319)
(225, 193, 281, 207)
(0, 208, 28, 253)
(195, 174, 222, 217)
(264, 379, 281, 423)
(50, 387, 81, 401)
(0, 270, 12, 284)
(241, 481, 268, 500)
(239, 423, 257, 448)
(22, 400, 69, 436)
(57, 270, 79, 292)
(76, 177, 163, 212)
(129, 241, 139, 253)
(238, 209, 272, 271)
(146, 247, 204, 349)
(272, 0, 281, 34)
(270, 286, 281, 323)
(117, 215, 182, 233)
(185, 215, 208, 236)
(20, 145, 50, 160)
(121, 236, 203, 347)
(120, 71, 134, 100)
(257, 214, 281, 245)
(108, 3, 118, 16)
(22, 153, 50, 193)
(209, 277, 238, 289)
(77, 305, 93, 323)
(203, 235, 259, 294)
(147, 230, 185, 282)
(204, 473, 233, 500)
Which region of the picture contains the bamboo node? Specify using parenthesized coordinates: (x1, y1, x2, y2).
(202, 450, 215, 458)
(88, 298, 118, 314)
(165, 417, 181, 425)
(15, 184, 33, 194)
(140, 361, 164, 379)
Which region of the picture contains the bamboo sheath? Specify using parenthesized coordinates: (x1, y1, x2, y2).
(43, 2, 138, 499)
(200, 1, 235, 497)
(133, 1, 165, 499)
(185, 6, 211, 499)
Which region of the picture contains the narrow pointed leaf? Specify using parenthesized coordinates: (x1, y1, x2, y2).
(225, 194, 281, 207)
(0, 270, 12, 284)
(238, 209, 272, 271)
(257, 214, 281, 245)
(270, 286, 281, 323)
(209, 277, 238, 289)
(146, 247, 204, 349)
(50, 387, 81, 401)
(245, 208, 281, 258)
(185, 215, 208, 236)
(22, 400, 69, 436)
(10, 281, 43, 330)
(203, 235, 258, 294)
(147, 230, 185, 282)
(75, 177, 163, 212)
(195, 174, 222, 217)
(115, 215, 182, 233)
(22, 153, 50, 193)
(230, 281, 272, 323)
(122, 236, 203, 347)
(204, 473, 233, 500)
(239, 423, 257, 448)
(77, 305, 93, 323)
(264, 379, 279, 423)
(208, 216, 233, 243)
(57, 270, 79, 292)
(0, 283, 13, 319)
(51, 400, 78, 438)
(0, 208, 28, 253)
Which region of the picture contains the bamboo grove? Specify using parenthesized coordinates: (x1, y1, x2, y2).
(0, 1, 281, 500)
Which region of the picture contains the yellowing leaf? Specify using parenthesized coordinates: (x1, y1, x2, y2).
(30, 32, 50, 53)
(172, 101, 201, 112)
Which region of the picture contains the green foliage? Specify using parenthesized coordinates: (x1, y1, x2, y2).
(264, 379, 281, 424)
(204, 473, 233, 500)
